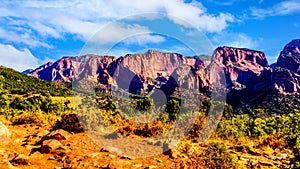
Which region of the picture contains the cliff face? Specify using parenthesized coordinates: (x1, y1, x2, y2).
(209, 46, 272, 89)
(28, 41, 300, 101)
(208, 47, 272, 105)
(272, 39, 300, 94)
(28, 50, 210, 94)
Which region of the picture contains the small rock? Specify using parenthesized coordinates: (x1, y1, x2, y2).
(25, 145, 40, 150)
(154, 141, 162, 146)
(108, 159, 131, 169)
(121, 155, 133, 160)
(101, 146, 122, 154)
(37, 130, 50, 138)
(13, 138, 22, 143)
(154, 158, 162, 163)
(30, 151, 43, 158)
(145, 165, 158, 169)
(162, 139, 178, 153)
(259, 161, 273, 167)
(48, 156, 56, 160)
(169, 149, 181, 159)
(105, 132, 122, 139)
(48, 129, 71, 141)
(88, 152, 100, 158)
(0, 121, 11, 142)
(40, 139, 62, 153)
(133, 164, 143, 168)
(108, 154, 117, 159)
(10, 154, 30, 165)
(280, 153, 288, 159)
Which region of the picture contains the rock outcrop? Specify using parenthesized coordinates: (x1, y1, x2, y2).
(209, 47, 272, 105)
(272, 39, 300, 94)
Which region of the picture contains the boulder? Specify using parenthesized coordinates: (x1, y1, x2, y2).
(40, 139, 62, 153)
(48, 129, 71, 141)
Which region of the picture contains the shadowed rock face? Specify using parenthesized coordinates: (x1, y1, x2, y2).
(272, 39, 300, 94)
(208, 46, 272, 106)
(28, 50, 210, 94)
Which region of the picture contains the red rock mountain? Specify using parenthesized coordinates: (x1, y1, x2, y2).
(272, 39, 300, 94)
(28, 50, 210, 94)
(28, 41, 300, 99)
(208, 46, 272, 106)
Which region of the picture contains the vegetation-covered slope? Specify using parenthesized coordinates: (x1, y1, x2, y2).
(0, 66, 72, 97)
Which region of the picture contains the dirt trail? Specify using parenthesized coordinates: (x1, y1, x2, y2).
(0, 124, 286, 169)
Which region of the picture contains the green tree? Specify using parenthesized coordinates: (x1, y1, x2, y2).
(166, 99, 180, 121)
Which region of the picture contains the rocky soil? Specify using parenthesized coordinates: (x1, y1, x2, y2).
(0, 122, 290, 169)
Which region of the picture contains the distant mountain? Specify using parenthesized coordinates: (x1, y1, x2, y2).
(27, 40, 300, 109)
(22, 69, 33, 74)
(28, 50, 210, 94)
(0, 66, 72, 96)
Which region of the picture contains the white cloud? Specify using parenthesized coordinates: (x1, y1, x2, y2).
(250, 1, 300, 18)
(0, 44, 42, 71)
(212, 32, 259, 49)
(123, 34, 165, 46)
(0, 27, 51, 48)
(0, 0, 235, 44)
(90, 23, 151, 44)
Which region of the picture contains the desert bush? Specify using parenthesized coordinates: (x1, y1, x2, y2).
(200, 142, 238, 169)
(11, 111, 44, 125)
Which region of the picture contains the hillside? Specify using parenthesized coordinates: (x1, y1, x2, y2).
(0, 66, 72, 97)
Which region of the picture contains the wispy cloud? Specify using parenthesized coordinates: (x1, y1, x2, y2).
(123, 34, 165, 46)
(0, 44, 47, 71)
(211, 32, 260, 49)
(0, 0, 235, 43)
(250, 1, 300, 19)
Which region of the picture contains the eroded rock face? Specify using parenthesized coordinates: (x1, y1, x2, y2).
(29, 50, 210, 94)
(272, 39, 300, 94)
(209, 47, 272, 105)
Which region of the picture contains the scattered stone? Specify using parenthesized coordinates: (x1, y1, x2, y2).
(145, 165, 158, 169)
(280, 153, 288, 159)
(10, 154, 30, 165)
(154, 158, 162, 163)
(120, 155, 133, 160)
(105, 132, 122, 139)
(133, 164, 143, 168)
(0, 121, 11, 142)
(162, 139, 178, 154)
(108, 154, 117, 159)
(169, 149, 181, 159)
(88, 152, 101, 158)
(48, 129, 71, 141)
(25, 145, 40, 151)
(259, 160, 273, 167)
(48, 156, 56, 160)
(36, 130, 50, 138)
(153, 141, 162, 146)
(108, 159, 131, 169)
(101, 146, 122, 154)
(40, 139, 62, 153)
(13, 138, 22, 143)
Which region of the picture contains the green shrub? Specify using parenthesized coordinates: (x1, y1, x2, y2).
(201, 142, 237, 169)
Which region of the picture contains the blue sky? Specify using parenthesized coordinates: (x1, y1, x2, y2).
(0, 0, 300, 71)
